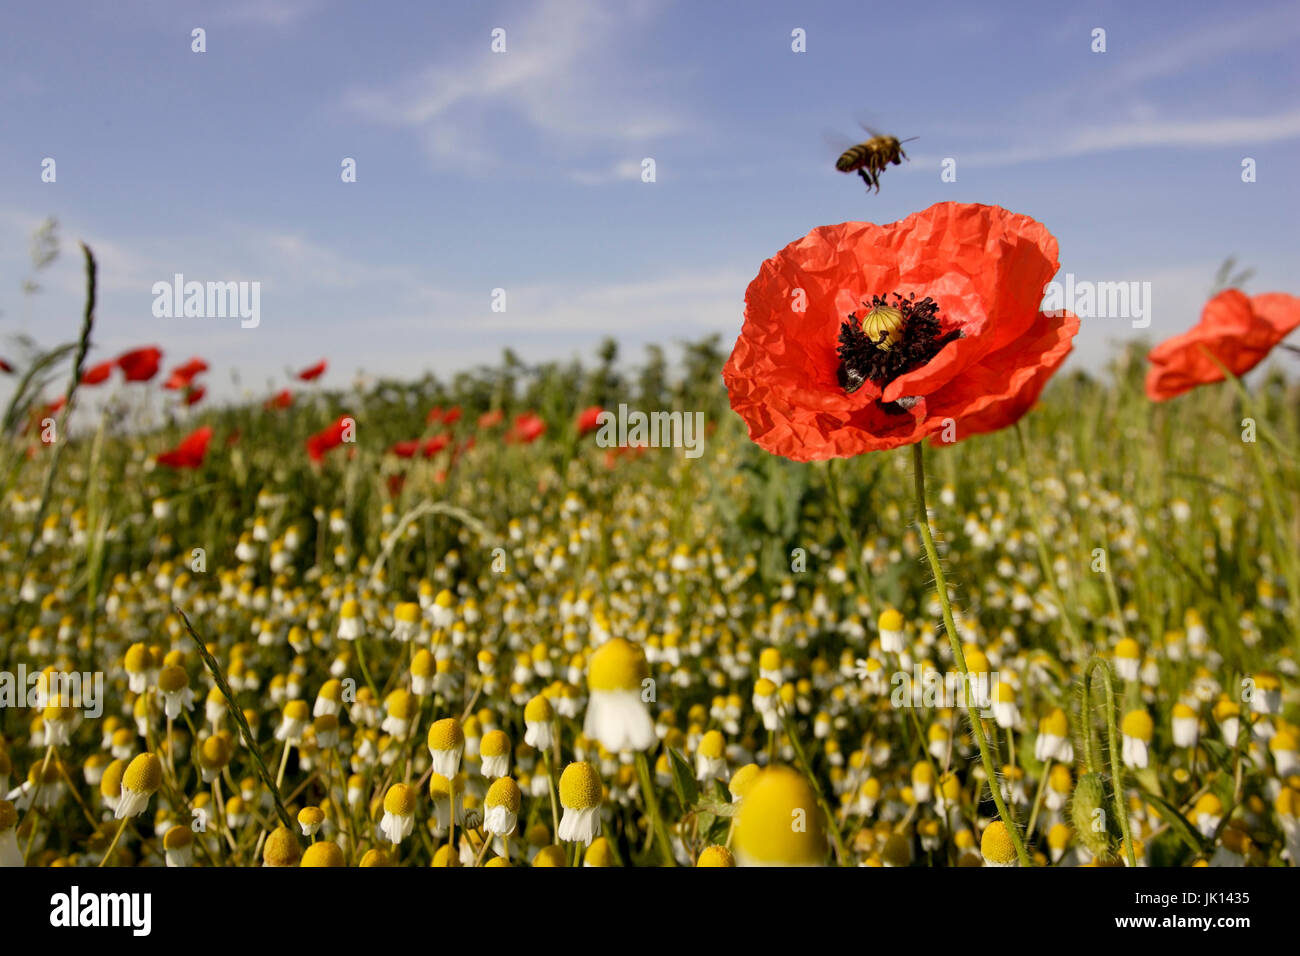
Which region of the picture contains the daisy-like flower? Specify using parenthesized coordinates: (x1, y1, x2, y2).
(123, 643, 153, 694)
(427, 773, 463, 836)
(722, 202, 1077, 460)
(337, 599, 363, 641)
(1268, 729, 1298, 776)
(991, 680, 1019, 729)
(115, 753, 162, 819)
(483, 777, 521, 838)
(524, 694, 554, 751)
(301, 841, 345, 867)
(583, 638, 655, 753)
(1034, 708, 1074, 763)
(391, 602, 420, 642)
(298, 806, 326, 838)
(274, 700, 311, 744)
(197, 734, 232, 783)
(752, 678, 779, 731)
(1047, 823, 1072, 864)
(695, 730, 728, 782)
(980, 821, 1019, 867)
(1193, 793, 1223, 838)
(427, 718, 465, 777)
(381, 689, 417, 739)
(157, 664, 196, 720)
(557, 761, 603, 846)
(380, 783, 417, 845)
(263, 826, 302, 867)
(1113, 638, 1141, 682)
(410, 650, 437, 697)
(1120, 710, 1154, 769)
(877, 608, 905, 654)
(479, 730, 511, 778)
(732, 766, 827, 867)
(1250, 672, 1282, 715)
(162, 825, 194, 867)
(1171, 703, 1200, 749)
(0, 800, 21, 868)
(428, 589, 455, 629)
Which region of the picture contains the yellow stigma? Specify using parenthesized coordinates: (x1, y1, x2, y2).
(697, 845, 735, 867)
(427, 717, 465, 752)
(981, 821, 1017, 864)
(587, 638, 649, 692)
(384, 783, 416, 816)
(558, 761, 603, 810)
(733, 766, 827, 866)
(861, 304, 904, 350)
(485, 777, 522, 813)
(122, 754, 162, 794)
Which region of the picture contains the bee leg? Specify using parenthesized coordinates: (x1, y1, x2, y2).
(858, 169, 871, 192)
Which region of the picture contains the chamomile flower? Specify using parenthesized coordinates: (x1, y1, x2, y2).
(1120, 709, 1154, 769)
(980, 821, 1019, 867)
(733, 766, 826, 867)
(427, 718, 465, 777)
(479, 730, 511, 778)
(115, 753, 162, 819)
(524, 694, 554, 751)
(583, 638, 655, 753)
(483, 777, 521, 837)
(380, 783, 417, 845)
(557, 761, 603, 845)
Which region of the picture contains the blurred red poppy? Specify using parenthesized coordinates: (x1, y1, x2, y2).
(506, 412, 546, 444)
(722, 202, 1078, 461)
(0, 358, 12, 374)
(1145, 290, 1300, 402)
(157, 426, 213, 469)
(427, 406, 444, 424)
(441, 405, 462, 425)
(117, 347, 163, 383)
(265, 389, 293, 410)
(478, 409, 505, 429)
(165, 357, 209, 390)
(306, 416, 353, 462)
(297, 360, 327, 381)
(577, 405, 604, 436)
(81, 361, 114, 386)
(184, 386, 206, 406)
(423, 433, 450, 457)
(390, 439, 420, 458)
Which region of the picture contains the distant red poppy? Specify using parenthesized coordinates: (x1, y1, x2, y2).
(1145, 290, 1300, 402)
(427, 406, 444, 424)
(505, 412, 546, 444)
(165, 357, 209, 390)
(306, 415, 353, 462)
(478, 409, 505, 429)
(81, 361, 114, 386)
(157, 426, 213, 469)
(422, 433, 450, 457)
(184, 386, 206, 406)
(117, 347, 163, 383)
(0, 358, 12, 374)
(265, 389, 293, 411)
(441, 405, 462, 425)
(577, 405, 604, 436)
(297, 360, 328, 382)
(722, 202, 1077, 461)
(386, 474, 406, 497)
(390, 439, 420, 458)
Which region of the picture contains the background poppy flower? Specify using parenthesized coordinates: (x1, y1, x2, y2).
(389, 439, 420, 458)
(117, 347, 163, 382)
(297, 360, 327, 381)
(506, 412, 546, 444)
(1145, 290, 1300, 402)
(722, 202, 1078, 461)
(478, 409, 505, 429)
(576, 405, 604, 436)
(183, 386, 206, 406)
(80, 361, 114, 386)
(164, 357, 209, 390)
(422, 433, 450, 457)
(157, 426, 213, 469)
(265, 389, 294, 410)
(306, 416, 353, 462)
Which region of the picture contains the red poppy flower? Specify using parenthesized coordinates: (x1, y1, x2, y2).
(0, 358, 12, 374)
(297, 360, 327, 382)
(81, 361, 114, 386)
(422, 433, 450, 457)
(183, 386, 206, 406)
(265, 389, 294, 411)
(165, 357, 209, 390)
(505, 412, 546, 444)
(390, 439, 420, 458)
(441, 405, 462, 426)
(722, 202, 1078, 461)
(576, 405, 604, 436)
(117, 347, 163, 383)
(478, 409, 505, 429)
(157, 426, 213, 469)
(386, 474, 406, 497)
(306, 415, 353, 462)
(427, 406, 444, 424)
(1145, 290, 1300, 402)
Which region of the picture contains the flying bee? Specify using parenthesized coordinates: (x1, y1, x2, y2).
(835, 128, 918, 194)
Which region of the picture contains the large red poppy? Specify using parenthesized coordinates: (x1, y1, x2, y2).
(1145, 290, 1300, 402)
(117, 347, 163, 383)
(297, 360, 327, 382)
(722, 202, 1078, 461)
(81, 361, 114, 386)
(157, 426, 213, 469)
(306, 416, 353, 462)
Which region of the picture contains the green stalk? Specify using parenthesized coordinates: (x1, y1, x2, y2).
(911, 442, 1032, 866)
(1079, 657, 1138, 867)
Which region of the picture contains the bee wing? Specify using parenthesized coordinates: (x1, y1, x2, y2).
(823, 128, 859, 153)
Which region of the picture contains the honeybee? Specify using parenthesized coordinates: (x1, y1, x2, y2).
(835, 128, 917, 193)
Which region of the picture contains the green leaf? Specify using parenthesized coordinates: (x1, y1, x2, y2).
(668, 747, 699, 810)
(1141, 789, 1208, 856)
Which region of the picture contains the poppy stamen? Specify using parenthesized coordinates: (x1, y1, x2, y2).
(836, 292, 962, 395)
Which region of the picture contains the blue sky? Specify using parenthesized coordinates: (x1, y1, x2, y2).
(2, 0, 1298, 403)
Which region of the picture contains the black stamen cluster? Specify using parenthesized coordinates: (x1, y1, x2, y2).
(836, 292, 962, 396)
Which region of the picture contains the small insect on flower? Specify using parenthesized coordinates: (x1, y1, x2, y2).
(834, 126, 917, 194)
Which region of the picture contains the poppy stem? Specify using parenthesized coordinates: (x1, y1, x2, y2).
(826, 458, 871, 596)
(909, 442, 1033, 867)
(1079, 657, 1138, 867)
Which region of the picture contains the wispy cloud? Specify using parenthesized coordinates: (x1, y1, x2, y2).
(341, 0, 685, 174)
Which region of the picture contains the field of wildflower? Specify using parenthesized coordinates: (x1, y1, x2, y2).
(1, 230, 1297, 872)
